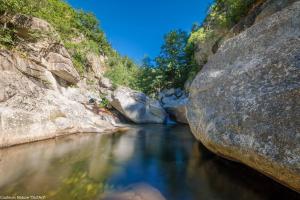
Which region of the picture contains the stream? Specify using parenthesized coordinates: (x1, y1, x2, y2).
(0, 125, 299, 200)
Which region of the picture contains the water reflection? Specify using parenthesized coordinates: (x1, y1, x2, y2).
(0, 125, 299, 200)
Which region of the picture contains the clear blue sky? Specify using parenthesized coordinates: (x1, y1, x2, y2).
(67, 0, 214, 62)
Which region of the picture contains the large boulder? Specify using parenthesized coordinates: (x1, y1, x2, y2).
(255, 0, 299, 23)
(109, 87, 167, 124)
(159, 88, 188, 124)
(187, 2, 300, 192)
(43, 44, 80, 84)
(0, 70, 118, 148)
(0, 50, 59, 90)
(7, 14, 80, 84)
(86, 53, 107, 78)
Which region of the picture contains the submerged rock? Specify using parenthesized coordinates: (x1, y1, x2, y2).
(109, 87, 167, 124)
(187, 2, 300, 191)
(103, 183, 166, 200)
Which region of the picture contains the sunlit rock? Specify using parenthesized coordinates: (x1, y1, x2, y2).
(109, 87, 167, 124)
(187, 2, 300, 191)
(159, 88, 188, 124)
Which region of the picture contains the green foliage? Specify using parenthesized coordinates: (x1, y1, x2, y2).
(0, 28, 15, 47)
(0, 0, 45, 15)
(154, 30, 191, 89)
(189, 0, 256, 46)
(136, 0, 257, 95)
(105, 54, 139, 90)
(134, 57, 160, 95)
(0, 0, 112, 74)
(0, 0, 257, 95)
(106, 29, 200, 96)
(186, 0, 256, 81)
(50, 170, 116, 200)
(134, 30, 196, 95)
(188, 27, 215, 46)
(212, 0, 256, 28)
(99, 96, 109, 108)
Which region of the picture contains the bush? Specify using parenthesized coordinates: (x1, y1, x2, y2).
(0, 28, 15, 47)
(99, 96, 109, 108)
(104, 55, 139, 90)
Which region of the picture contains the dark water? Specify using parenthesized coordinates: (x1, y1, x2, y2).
(0, 125, 299, 200)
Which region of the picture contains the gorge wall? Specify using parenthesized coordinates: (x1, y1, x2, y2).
(187, 1, 300, 192)
(0, 15, 123, 148)
(0, 0, 299, 194)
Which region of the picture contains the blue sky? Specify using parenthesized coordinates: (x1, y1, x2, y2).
(67, 0, 214, 62)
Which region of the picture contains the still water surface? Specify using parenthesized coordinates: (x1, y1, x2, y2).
(0, 125, 299, 200)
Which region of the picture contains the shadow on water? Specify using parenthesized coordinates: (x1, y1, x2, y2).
(0, 125, 299, 200)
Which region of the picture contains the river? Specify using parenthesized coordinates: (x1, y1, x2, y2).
(0, 125, 299, 200)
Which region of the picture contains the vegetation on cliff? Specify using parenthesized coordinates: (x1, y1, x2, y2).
(0, 0, 258, 96)
(0, 0, 127, 75)
(110, 0, 258, 96)
(135, 0, 258, 95)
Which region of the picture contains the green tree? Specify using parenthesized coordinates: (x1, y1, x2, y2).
(155, 29, 191, 90)
(135, 56, 160, 95)
(134, 30, 197, 96)
(105, 54, 139, 90)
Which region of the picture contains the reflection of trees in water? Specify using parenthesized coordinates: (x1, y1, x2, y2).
(115, 125, 197, 200)
(0, 127, 299, 200)
(0, 133, 137, 200)
(51, 133, 139, 200)
(116, 125, 299, 200)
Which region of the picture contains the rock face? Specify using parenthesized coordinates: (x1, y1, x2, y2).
(109, 87, 167, 124)
(103, 183, 166, 200)
(45, 49, 80, 84)
(86, 53, 107, 78)
(159, 88, 188, 124)
(187, 2, 300, 192)
(9, 14, 80, 84)
(0, 15, 119, 148)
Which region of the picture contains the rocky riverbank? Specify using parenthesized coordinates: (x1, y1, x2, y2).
(188, 1, 300, 192)
(0, 0, 299, 194)
(0, 14, 126, 148)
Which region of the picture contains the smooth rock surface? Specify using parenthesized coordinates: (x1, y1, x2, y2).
(187, 2, 300, 191)
(99, 76, 113, 89)
(8, 14, 80, 84)
(110, 87, 167, 124)
(86, 53, 107, 78)
(159, 88, 188, 124)
(0, 70, 117, 148)
(0, 15, 118, 147)
(45, 51, 80, 84)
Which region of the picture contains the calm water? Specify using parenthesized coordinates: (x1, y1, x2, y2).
(0, 125, 299, 200)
